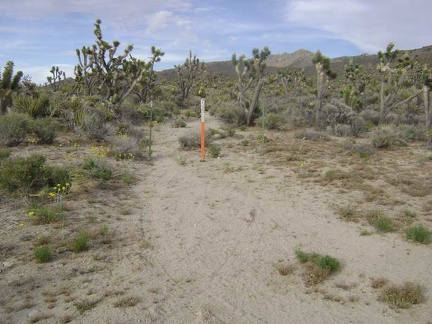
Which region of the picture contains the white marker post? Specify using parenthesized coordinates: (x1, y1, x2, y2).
(200, 98, 205, 159)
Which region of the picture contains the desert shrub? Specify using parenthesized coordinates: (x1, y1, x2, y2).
(34, 245, 52, 263)
(29, 118, 57, 144)
(220, 126, 236, 137)
(322, 100, 365, 137)
(295, 249, 341, 285)
(374, 216, 394, 232)
(327, 123, 351, 137)
(13, 94, 50, 118)
(379, 282, 426, 309)
(214, 102, 247, 126)
(370, 126, 403, 148)
(178, 130, 212, 149)
(394, 124, 427, 142)
(74, 232, 89, 252)
(28, 206, 64, 224)
(0, 154, 46, 193)
(110, 128, 148, 161)
(208, 145, 221, 158)
(322, 100, 356, 127)
(405, 225, 431, 244)
(294, 129, 329, 141)
(83, 157, 112, 181)
(360, 109, 380, 126)
(81, 105, 111, 141)
(256, 113, 286, 130)
(0, 148, 11, 160)
(45, 165, 73, 188)
(171, 119, 187, 128)
(0, 112, 30, 147)
(342, 139, 375, 158)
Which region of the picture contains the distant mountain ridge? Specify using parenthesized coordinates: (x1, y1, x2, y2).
(157, 45, 432, 80)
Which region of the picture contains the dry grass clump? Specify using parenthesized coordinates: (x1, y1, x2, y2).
(113, 296, 141, 308)
(74, 298, 100, 314)
(178, 130, 212, 149)
(379, 282, 426, 309)
(274, 263, 295, 276)
(371, 277, 388, 289)
(337, 205, 361, 222)
(295, 249, 341, 286)
(295, 129, 329, 141)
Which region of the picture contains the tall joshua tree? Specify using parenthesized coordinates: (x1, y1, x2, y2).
(75, 19, 163, 106)
(377, 43, 421, 124)
(313, 51, 337, 128)
(175, 51, 204, 106)
(0, 61, 23, 114)
(232, 46, 271, 126)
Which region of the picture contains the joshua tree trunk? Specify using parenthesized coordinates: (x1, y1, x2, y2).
(247, 78, 265, 126)
(425, 85, 432, 149)
(315, 69, 325, 129)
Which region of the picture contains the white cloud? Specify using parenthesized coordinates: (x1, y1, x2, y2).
(285, 0, 431, 53)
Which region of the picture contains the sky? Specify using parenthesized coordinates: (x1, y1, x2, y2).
(1, 0, 431, 84)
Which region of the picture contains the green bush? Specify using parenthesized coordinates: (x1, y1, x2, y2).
(0, 154, 46, 193)
(45, 165, 73, 188)
(208, 145, 221, 158)
(318, 255, 341, 273)
(374, 216, 394, 232)
(395, 124, 427, 142)
(0, 148, 11, 160)
(29, 118, 57, 144)
(405, 225, 431, 244)
(81, 105, 110, 141)
(13, 94, 50, 118)
(34, 245, 52, 263)
(295, 249, 340, 273)
(0, 112, 30, 147)
(74, 232, 89, 253)
(29, 206, 64, 224)
(171, 119, 187, 128)
(370, 126, 407, 149)
(83, 157, 112, 181)
(256, 113, 286, 130)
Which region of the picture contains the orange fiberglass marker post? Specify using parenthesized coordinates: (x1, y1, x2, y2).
(200, 98, 205, 159)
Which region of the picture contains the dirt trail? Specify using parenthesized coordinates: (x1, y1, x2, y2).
(83, 115, 432, 324)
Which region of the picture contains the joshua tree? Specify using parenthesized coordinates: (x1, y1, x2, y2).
(377, 43, 421, 124)
(74, 19, 163, 106)
(411, 62, 432, 149)
(277, 69, 306, 97)
(313, 50, 337, 128)
(232, 46, 271, 126)
(0, 61, 23, 114)
(423, 66, 432, 149)
(47, 66, 66, 92)
(132, 46, 164, 103)
(175, 51, 204, 106)
(342, 58, 370, 111)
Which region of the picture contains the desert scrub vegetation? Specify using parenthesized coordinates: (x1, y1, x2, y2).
(379, 282, 426, 309)
(83, 157, 112, 181)
(0, 112, 30, 146)
(34, 245, 53, 263)
(178, 130, 212, 149)
(28, 205, 64, 225)
(405, 225, 431, 244)
(295, 249, 340, 285)
(0, 154, 72, 197)
(294, 129, 329, 141)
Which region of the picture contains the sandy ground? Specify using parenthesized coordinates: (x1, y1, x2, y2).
(1, 114, 432, 323)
